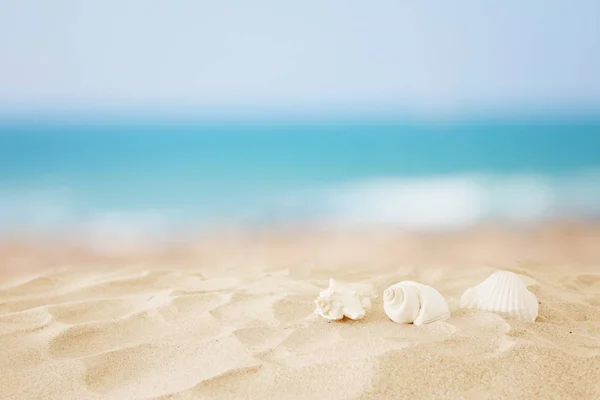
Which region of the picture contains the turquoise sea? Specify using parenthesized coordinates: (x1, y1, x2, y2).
(1, 117, 600, 246)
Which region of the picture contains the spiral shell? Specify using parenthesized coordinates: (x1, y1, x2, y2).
(460, 270, 538, 322)
(383, 281, 450, 325)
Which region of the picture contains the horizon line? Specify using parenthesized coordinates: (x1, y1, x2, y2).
(1, 103, 600, 127)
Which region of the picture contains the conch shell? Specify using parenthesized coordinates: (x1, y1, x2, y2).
(383, 281, 450, 325)
(314, 279, 372, 321)
(460, 270, 538, 322)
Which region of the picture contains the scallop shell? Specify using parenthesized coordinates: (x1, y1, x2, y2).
(460, 270, 538, 322)
(383, 281, 450, 325)
(314, 279, 372, 321)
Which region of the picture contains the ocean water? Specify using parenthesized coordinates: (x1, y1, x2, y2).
(1, 117, 600, 247)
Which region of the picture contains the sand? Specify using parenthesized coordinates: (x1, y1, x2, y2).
(1, 225, 599, 399)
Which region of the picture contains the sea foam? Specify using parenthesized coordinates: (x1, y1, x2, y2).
(1, 170, 600, 250)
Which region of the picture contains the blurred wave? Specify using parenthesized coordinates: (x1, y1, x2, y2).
(309, 170, 600, 228)
(1, 119, 599, 250)
(2, 170, 600, 252)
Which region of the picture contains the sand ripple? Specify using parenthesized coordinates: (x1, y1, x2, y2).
(1, 258, 599, 399)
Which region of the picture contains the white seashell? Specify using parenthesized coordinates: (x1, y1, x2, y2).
(314, 279, 370, 321)
(460, 270, 539, 322)
(383, 281, 450, 325)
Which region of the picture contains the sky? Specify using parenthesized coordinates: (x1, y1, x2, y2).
(1, 0, 599, 119)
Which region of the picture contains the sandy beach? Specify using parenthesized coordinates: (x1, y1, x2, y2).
(1, 224, 599, 399)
